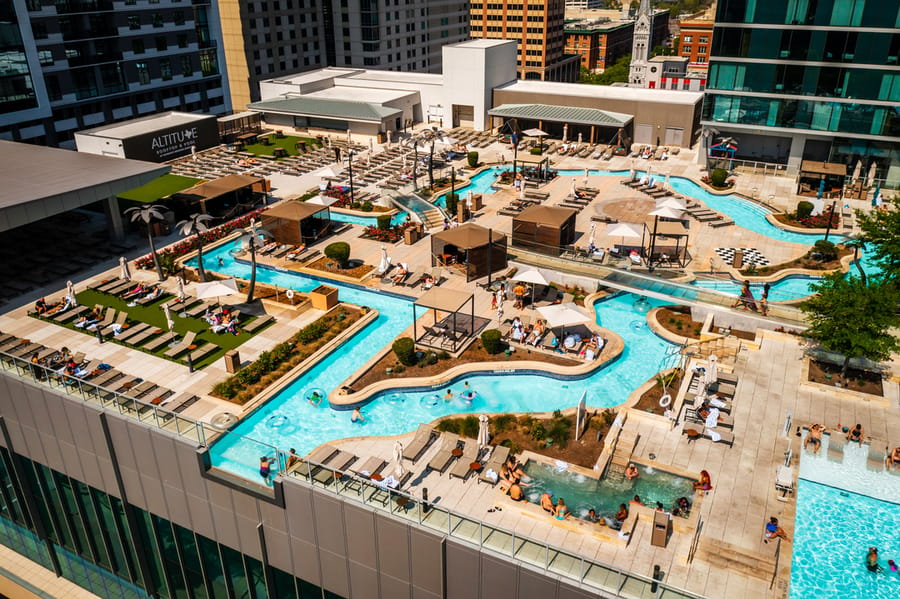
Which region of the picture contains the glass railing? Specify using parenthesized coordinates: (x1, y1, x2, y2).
(278, 454, 707, 599)
(0, 348, 207, 445)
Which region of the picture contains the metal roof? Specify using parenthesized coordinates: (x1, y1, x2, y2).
(78, 111, 213, 139)
(248, 96, 402, 123)
(488, 104, 632, 127)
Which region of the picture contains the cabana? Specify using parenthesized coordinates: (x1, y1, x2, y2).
(172, 174, 268, 219)
(260, 201, 331, 245)
(431, 223, 507, 282)
(512, 154, 553, 182)
(511, 205, 577, 256)
(646, 219, 690, 268)
(797, 161, 846, 199)
(412, 287, 476, 353)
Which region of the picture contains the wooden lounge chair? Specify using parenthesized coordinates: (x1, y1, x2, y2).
(184, 301, 214, 318)
(242, 315, 274, 334)
(350, 456, 386, 479)
(143, 331, 177, 353)
(103, 311, 129, 336)
(294, 445, 340, 479)
(312, 450, 358, 485)
(164, 331, 197, 358)
(115, 322, 151, 343)
(403, 424, 438, 463)
(53, 305, 88, 323)
(186, 342, 217, 364)
(88, 308, 116, 331)
(478, 445, 511, 485)
(683, 425, 734, 447)
(448, 441, 480, 480)
(427, 432, 462, 474)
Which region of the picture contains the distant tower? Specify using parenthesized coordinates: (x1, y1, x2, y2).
(629, 0, 653, 87)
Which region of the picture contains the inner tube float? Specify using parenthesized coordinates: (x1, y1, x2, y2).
(384, 393, 405, 405)
(461, 391, 477, 402)
(267, 414, 290, 428)
(630, 320, 646, 332)
(305, 388, 326, 406)
(658, 394, 672, 408)
(419, 394, 440, 408)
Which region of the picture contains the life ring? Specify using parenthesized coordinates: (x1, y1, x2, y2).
(285, 289, 295, 299)
(658, 394, 672, 408)
(305, 388, 325, 406)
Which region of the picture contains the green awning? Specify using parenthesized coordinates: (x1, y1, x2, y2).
(489, 104, 632, 127)
(248, 96, 402, 123)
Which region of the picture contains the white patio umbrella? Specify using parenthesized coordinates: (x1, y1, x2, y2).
(402, 153, 407, 170)
(649, 206, 684, 220)
(866, 162, 877, 187)
(377, 245, 391, 274)
(477, 414, 490, 449)
(656, 196, 687, 211)
(562, 123, 569, 143)
(513, 269, 549, 309)
(176, 276, 186, 301)
(584, 168, 590, 185)
(162, 302, 174, 335)
(195, 279, 239, 305)
(664, 173, 672, 191)
(852, 160, 862, 184)
(522, 128, 547, 137)
(307, 194, 339, 207)
(317, 165, 344, 179)
(66, 280, 78, 306)
(346, 128, 352, 146)
(705, 354, 718, 387)
(537, 302, 591, 339)
(570, 178, 577, 196)
(386, 130, 393, 145)
(577, 132, 583, 144)
(191, 144, 197, 162)
(607, 221, 644, 245)
(119, 256, 132, 282)
(588, 223, 596, 246)
(392, 441, 406, 478)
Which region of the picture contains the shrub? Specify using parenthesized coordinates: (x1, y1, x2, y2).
(437, 350, 451, 360)
(445, 192, 459, 216)
(392, 337, 416, 366)
(376, 214, 392, 230)
(467, 151, 479, 168)
(436, 419, 461, 433)
(813, 239, 837, 261)
(530, 421, 547, 440)
(492, 414, 516, 432)
(709, 168, 729, 187)
(547, 418, 571, 448)
(324, 242, 350, 267)
(460, 415, 480, 438)
(481, 329, 503, 354)
(529, 147, 543, 155)
(797, 200, 814, 219)
(296, 321, 327, 344)
(361, 201, 373, 212)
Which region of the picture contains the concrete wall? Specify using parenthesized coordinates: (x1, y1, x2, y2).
(0, 372, 617, 599)
(443, 42, 518, 131)
(73, 134, 126, 158)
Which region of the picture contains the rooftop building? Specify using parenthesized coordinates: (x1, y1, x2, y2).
(564, 18, 635, 72)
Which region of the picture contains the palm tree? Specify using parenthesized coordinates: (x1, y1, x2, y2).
(175, 213, 214, 282)
(240, 219, 265, 303)
(124, 204, 167, 281)
(844, 236, 868, 286)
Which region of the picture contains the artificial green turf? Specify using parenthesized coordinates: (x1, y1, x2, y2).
(242, 135, 317, 157)
(117, 174, 203, 203)
(72, 288, 270, 369)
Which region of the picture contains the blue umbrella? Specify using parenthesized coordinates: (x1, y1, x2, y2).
(817, 178, 825, 198)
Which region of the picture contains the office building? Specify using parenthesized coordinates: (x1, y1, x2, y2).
(676, 8, 715, 75)
(469, 0, 581, 82)
(219, 0, 471, 112)
(703, 0, 900, 184)
(564, 18, 635, 72)
(0, 0, 230, 148)
(565, 0, 604, 9)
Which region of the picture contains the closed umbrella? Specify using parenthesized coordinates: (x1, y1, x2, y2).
(570, 178, 577, 197)
(705, 354, 718, 387)
(866, 162, 877, 187)
(119, 256, 132, 282)
(346, 128, 352, 146)
(162, 302, 174, 335)
(176, 276, 186, 301)
(664, 173, 672, 192)
(518, 185, 526, 201)
(377, 245, 391, 274)
(386, 130, 393, 145)
(588, 223, 596, 247)
(562, 123, 568, 143)
(369, 138, 375, 154)
(392, 441, 406, 479)
(852, 160, 862, 184)
(584, 168, 590, 186)
(513, 269, 548, 309)
(577, 132, 583, 144)
(477, 414, 490, 449)
(66, 280, 77, 306)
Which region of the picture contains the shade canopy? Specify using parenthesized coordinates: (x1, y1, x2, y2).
(307, 194, 339, 206)
(656, 197, 687, 211)
(176, 174, 266, 203)
(522, 128, 548, 137)
(194, 278, 239, 300)
(512, 270, 548, 286)
(607, 222, 644, 238)
(430, 223, 508, 281)
(649, 206, 684, 219)
(537, 303, 592, 328)
(261, 200, 331, 245)
(511, 205, 577, 255)
(514, 205, 578, 228)
(415, 286, 473, 314)
(264, 200, 329, 221)
(799, 160, 847, 177)
(432, 223, 505, 250)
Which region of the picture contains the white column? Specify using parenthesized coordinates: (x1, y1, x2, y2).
(106, 196, 125, 241)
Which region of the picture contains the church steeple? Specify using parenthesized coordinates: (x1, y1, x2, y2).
(628, 0, 654, 87)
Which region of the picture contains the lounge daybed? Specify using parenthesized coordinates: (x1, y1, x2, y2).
(403, 424, 438, 462)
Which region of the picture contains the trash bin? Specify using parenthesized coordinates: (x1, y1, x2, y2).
(404, 227, 418, 245)
(651, 511, 670, 547)
(224, 350, 241, 374)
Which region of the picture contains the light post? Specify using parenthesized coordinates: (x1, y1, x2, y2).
(347, 150, 355, 205)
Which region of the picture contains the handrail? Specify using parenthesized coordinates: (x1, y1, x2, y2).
(687, 517, 704, 564)
(0, 348, 207, 445)
(277, 453, 709, 599)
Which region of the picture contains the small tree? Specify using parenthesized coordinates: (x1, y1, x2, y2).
(709, 168, 729, 187)
(324, 242, 351, 268)
(481, 329, 503, 354)
(800, 273, 900, 378)
(392, 337, 416, 366)
(797, 201, 814, 220)
(376, 214, 392, 230)
(445, 193, 459, 217)
(175, 213, 213, 282)
(125, 204, 167, 282)
(813, 239, 837, 261)
(467, 151, 479, 168)
(856, 198, 900, 283)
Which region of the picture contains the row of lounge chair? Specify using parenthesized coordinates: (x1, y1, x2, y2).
(680, 369, 738, 446)
(402, 423, 514, 485)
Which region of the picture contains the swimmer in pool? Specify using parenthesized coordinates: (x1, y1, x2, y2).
(308, 391, 323, 405)
(443, 388, 454, 401)
(867, 547, 880, 572)
(351, 407, 365, 423)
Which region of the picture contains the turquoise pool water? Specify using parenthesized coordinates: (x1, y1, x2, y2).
(329, 210, 407, 228)
(198, 240, 674, 480)
(435, 166, 511, 207)
(522, 461, 694, 519)
(690, 277, 818, 302)
(791, 480, 900, 599)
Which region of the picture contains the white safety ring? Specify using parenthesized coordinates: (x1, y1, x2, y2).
(658, 394, 672, 408)
(285, 289, 295, 299)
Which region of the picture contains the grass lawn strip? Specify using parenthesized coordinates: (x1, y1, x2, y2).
(242, 135, 317, 157)
(117, 174, 203, 203)
(66, 289, 272, 369)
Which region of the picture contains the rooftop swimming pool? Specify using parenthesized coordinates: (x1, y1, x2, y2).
(434, 166, 512, 207)
(329, 210, 407, 228)
(690, 276, 818, 302)
(791, 442, 900, 598)
(522, 460, 694, 519)
(198, 240, 675, 480)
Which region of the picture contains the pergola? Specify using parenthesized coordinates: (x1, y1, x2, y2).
(511, 205, 577, 256)
(513, 154, 553, 182)
(174, 174, 268, 218)
(431, 223, 508, 282)
(646, 220, 690, 268)
(412, 287, 475, 352)
(260, 200, 332, 245)
(797, 160, 847, 198)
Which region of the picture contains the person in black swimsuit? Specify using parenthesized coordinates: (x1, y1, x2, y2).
(846, 423, 864, 445)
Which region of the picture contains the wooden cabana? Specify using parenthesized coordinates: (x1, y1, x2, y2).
(511, 205, 577, 256)
(513, 154, 553, 182)
(172, 174, 267, 219)
(413, 287, 475, 353)
(646, 220, 691, 268)
(797, 161, 846, 199)
(260, 200, 331, 245)
(431, 223, 507, 282)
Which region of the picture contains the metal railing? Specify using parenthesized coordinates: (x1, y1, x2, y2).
(0, 349, 207, 445)
(279, 456, 708, 599)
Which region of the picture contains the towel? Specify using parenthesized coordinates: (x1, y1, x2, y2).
(709, 397, 727, 408)
(704, 407, 720, 430)
(382, 475, 399, 489)
(706, 428, 722, 442)
(485, 468, 498, 483)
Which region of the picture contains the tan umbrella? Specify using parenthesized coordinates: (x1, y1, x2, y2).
(162, 302, 174, 334)
(119, 256, 132, 282)
(584, 168, 590, 185)
(477, 414, 490, 449)
(562, 123, 568, 143)
(588, 223, 596, 246)
(852, 160, 862, 183)
(392, 441, 406, 478)
(346, 128, 352, 146)
(866, 162, 877, 187)
(176, 276, 186, 301)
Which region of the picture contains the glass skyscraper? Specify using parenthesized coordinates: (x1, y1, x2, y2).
(702, 0, 899, 186)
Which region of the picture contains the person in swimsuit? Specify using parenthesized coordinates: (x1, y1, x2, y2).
(805, 423, 826, 454)
(351, 407, 365, 423)
(867, 547, 880, 572)
(555, 498, 570, 520)
(887, 446, 900, 470)
(508, 482, 526, 502)
(259, 456, 273, 481)
(763, 517, 789, 543)
(540, 492, 555, 515)
(693, 470, 713, 492)
(846, 423, 864, 445)
(625, 463, 639, 480)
